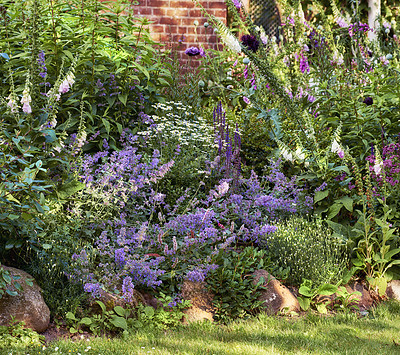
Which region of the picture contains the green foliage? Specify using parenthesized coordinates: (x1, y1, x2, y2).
(263, 216, 348, 287)
(0, 318, 44, 349)
(131, 293, 191, 331)
(66, 300, 131, 337)
(298, 279, 361, 314)
(0, 0, 172, 149)
(206, 247, 269, 323)
(0, 264, 30, 298)
(66, 295, 191, 336)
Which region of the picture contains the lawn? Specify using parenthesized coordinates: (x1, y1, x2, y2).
(5, 301, 400, 355)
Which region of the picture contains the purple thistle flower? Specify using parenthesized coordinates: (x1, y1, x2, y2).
(185, 46, 202, 56)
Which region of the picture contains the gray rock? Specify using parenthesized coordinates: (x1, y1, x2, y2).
(387, 280, 400, 301)
(252, 270, 300, 315)
(0, 266, 50, 332)
(181, 280, 214, 323)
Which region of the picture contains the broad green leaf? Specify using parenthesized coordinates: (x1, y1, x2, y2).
(297, 296, 310, 311)
(327, 203, 343, 219)
(96, 300, 107, 313)
(314, 190, 329, 203)
(58, 180, 86, 199)
(114, 306, 126, 317)
(317, 284, 337, 296)
(80, 317, 92, 326)
(298, 285, 313, 297)
(316, 303, 328, 314)
(110, 316, 127, 330)
(336, 196, 353, 212)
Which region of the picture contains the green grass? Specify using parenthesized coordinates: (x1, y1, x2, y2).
(3, 300, 400, 355)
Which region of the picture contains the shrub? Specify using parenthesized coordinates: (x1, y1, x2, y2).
(206, 247, 270, 323)
(262, 216, 348, 287)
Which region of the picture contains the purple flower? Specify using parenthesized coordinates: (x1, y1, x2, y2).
(241, 35, 259, 52)
(232, 0, 242, 9)
(185, 46, 202, 56)
(37, 51, 47, 79)
(299, 55, 310, 74)
(243, 96, 250, 104)
(363, 97, 373, 105)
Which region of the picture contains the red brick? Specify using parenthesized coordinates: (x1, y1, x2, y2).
(151, 24, 165, 33)
(134, 7, 152, 15)
(169, 25, 188, 34)
(147, 0, 169, 7)
(209, 8, 226, 18)
(159, 17, 180, 25)
(206, 1, 226, 9)
(188, 8, 203, 17)
(166, 8, 189, 17)
(152, 7, 168, 16)
(170, 1, 195, 8)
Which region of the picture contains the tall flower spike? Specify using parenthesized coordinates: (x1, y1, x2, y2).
(21, 86, 32, 114)
(213, 17, 241, 53)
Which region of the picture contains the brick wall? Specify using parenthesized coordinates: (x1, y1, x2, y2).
(131, 0, 227, 65)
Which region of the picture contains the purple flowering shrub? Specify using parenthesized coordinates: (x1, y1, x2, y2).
(67, 142, 311, 301)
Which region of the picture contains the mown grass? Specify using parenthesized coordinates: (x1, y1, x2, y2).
(3, 300, 400, 355)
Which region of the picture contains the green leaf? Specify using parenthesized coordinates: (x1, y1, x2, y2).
(33, 201, 45, 214)
(7, 214, 19, 220)
(317, 284, 337, 296)
(385, 248, 400, 260)
(101, 118, 111, 135)
(6, 289, 18, 296)
(66, 312, 77, 321)
(2, 274, 12, 284)
(114, 306, 126, 317)
(327, 203, 343, 219)
(299, 285, 314, 298)
(96, 300, 107, 313)
(80, 317, 92, 326)
(58, 180, 86, 199)
(316, 303, 328, 314)
(144, 306, 155, 318)
(42, 244, 52, 250)
(297, 296, 310, 311)
(21, 213, 33, 221)
(336, 196, 353, 212)
(110, 316, 128, 330)
(314, 190, 329, 203)
(118, 93, 127, 106)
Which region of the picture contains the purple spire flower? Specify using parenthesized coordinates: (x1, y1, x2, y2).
(241, 35, 259, 52)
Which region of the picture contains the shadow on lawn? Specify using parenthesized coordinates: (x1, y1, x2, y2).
(145, 317, 400, 355)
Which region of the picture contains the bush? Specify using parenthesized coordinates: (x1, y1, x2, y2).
(206, 247, 269, 323)
(262, 216, 348, 287)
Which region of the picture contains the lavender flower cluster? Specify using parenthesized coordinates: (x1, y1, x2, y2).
(67, 131, 312, 300)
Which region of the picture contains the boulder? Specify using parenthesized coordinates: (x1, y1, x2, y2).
(252, 270, 300, 315)
(344, 282, 374, 311)
(90, 288, 146, 313)
(386, 280, 400, 302)
(181, 280, 214, 323)
(0, 266, 50, 333)
(183, 306, 213, 324)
